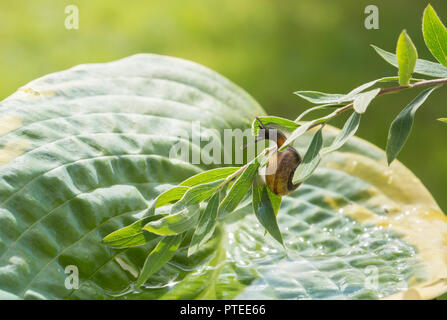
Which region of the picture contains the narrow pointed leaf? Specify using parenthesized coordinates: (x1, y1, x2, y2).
(353, 88, 381, 114)
(386, 87, 438, 164)
(295, 77, 398, 106)
(188, 192, 220, 257)
(279, 121, 317, 151)
(180, 167, 239, 187)
(423, 4, 447, 67)
(252, 116, 299, 137)
(292, 127, 323, 184)
(252, 174, 263, 213)
(438, 118, 447, 123)
(219, 161, 260, 217)
(294, 91, 346, 104)
(396, 30, 418, 86)
(148, 186, 190, 215)
(103, 213, 166, 249)
(144, 182, 220, 235)
(144, 204, 200, 235)
(322, 112, 361, 155)
(343, 77, 398, 100)
(252, 179, 283, 245)
(267, 187, 282, 216)
(295, 103, 341, 122)
(171, 181, 220, 212)
(136, 234, 184, 288)
(372, 45, 447, 78)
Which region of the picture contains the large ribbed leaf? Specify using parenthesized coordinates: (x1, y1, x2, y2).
(0, 54, 446, 300)
(218, 127, 447, 300)
(0, 54, 263, 299)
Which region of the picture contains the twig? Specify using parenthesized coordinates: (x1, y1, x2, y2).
(307, 77, 447, 131)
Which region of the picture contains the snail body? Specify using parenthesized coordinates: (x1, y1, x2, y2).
(255, 118, 302, 196)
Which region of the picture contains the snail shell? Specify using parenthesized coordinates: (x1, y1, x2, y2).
(255, 121, 302, 196)
(265, 146, 301, 196)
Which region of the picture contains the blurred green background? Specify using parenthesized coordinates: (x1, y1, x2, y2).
(1, 0, 446, 210)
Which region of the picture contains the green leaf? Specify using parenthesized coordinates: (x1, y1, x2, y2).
(295, 104, 339, 122)
(188, 192, 220, 257)
(267, 186, 281, 216)
(251, 116, 299, 137)
(372, 45, 447, 78)
(136, 234, 184, 288)
(294, 91, 346, 104)
(438, 118, 447, 123)
(222, 124, 447, 300)
(103, 213, 166, 249)
(252, 177, 284, 245)
(322, 112, 361, 155)
(396, 30, 418, 86)
(292, 127, 323, 184)
(218, 161, 260, 217)
(353, 88, 381, 114)
(144, 205, 200, 235)
(423, 4, 447, 67)
(148, 186, 190, 215)
(1, 53, 447, 300)
(180, 167, 239, 187)
(343, 77, 398, 100)
(144, 182, 219, 236)
(279, 121, 318, 151)
(171, 181, 220, 212)
(0, 54, 264, 299)
(295, 77, 398, 106)
(386, 87, 438, 164)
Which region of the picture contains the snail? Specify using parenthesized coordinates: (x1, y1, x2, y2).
(254, 117, 302, 196)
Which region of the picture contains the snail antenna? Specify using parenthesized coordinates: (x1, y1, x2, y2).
(241, 116, 269, 149)
(255, 116, 267, 130)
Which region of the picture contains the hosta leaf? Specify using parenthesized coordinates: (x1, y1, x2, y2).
(372, 45, 447, 78)
(218, 160, 260, 217)
(180, 167, 239, 187)
(423, 4, 447, 67)
(322, 112, 361, 155)
(1, 54, 447, 300)
(0, 54, 263, 299)
(386, 87, 438, 165)
(353, 88, 381, 114)
(292, 127, 323, 184)
(103, 213, 166, 249)
(251, 116, 299, 137)
(219, 125, 447, 300)
(252, 176, 283, 245)
(188, 192, 220, 257)
(136, 234, 184, 288)
(396, 30, 418, 86)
